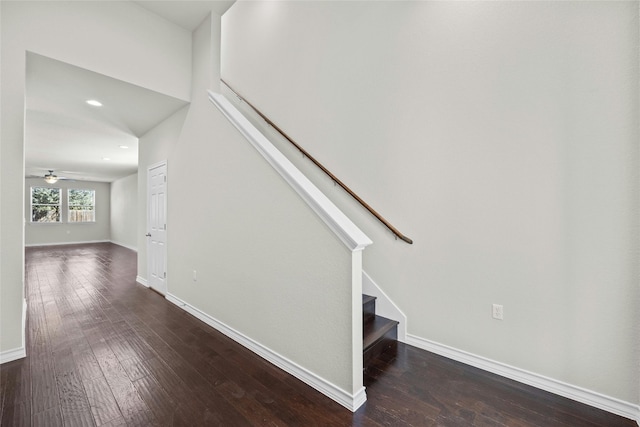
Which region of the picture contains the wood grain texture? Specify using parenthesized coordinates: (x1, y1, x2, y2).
(0, 243, 633, 426)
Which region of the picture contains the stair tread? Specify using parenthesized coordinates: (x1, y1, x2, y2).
(363, 314, 398, 350)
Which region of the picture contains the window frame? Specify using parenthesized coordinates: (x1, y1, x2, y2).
(30, 186, 62, 223)
(67, 188, 96, 223)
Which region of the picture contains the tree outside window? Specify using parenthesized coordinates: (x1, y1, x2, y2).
(31, 187, 61, 222)
(68, 189, 95, 222)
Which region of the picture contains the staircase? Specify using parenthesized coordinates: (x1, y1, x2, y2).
(363, 294, 398, 369)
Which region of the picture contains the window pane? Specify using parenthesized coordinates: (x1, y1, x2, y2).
(69, 206, 95, 222)
(32, 206, 60, 222)
(69, 189, 94, 205)
(32, 187, 60, 204)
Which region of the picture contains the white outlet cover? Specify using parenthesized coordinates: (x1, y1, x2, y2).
(492, 304, 504, 320)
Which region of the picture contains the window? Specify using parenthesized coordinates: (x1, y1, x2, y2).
(68, 189, 95, 222)
(31, 187, 61, 222)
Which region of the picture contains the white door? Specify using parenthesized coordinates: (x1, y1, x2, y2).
(147, 162, 167, 295)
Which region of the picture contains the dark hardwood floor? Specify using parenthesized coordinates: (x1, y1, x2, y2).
(0, 243, 634, 426)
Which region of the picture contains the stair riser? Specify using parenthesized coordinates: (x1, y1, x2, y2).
(363, 299, 376, 322)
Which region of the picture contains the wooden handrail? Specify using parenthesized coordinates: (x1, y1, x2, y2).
(221, 79, 413, 244)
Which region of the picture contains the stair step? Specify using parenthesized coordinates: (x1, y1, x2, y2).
(362, 294, 376, 322)
(363, 314, 398, 350)
(362, 294, 398, 369)
(362, 294, 376, 306)
(363, 313, 398, 369)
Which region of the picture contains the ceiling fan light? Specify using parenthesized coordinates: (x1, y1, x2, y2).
(44, 171, 58, 184)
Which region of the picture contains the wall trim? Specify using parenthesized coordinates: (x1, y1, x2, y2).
(406, 334, 640, 423)
(110, 241, 137, 252)
(209, 91, 372, 252)
(1, 299, 27, 364)
(22, 298, 26, 352)
(25, 239, 110, 247)
(0, 346, 26, 364)
(136, 276, 149, 287)
(166, 292, 366, 412)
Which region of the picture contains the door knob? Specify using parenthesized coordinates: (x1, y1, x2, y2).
(145, 233, 151, 237)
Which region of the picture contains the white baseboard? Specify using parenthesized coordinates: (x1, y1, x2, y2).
(110, 241, 137, 252)
(1, 299, 27, 364)
(136, 276, 149, 287)
(22, 298, 27, 351)
(25, 239, 110, 247)
(0, 346, 26, 364)
(166, 292, 366, 412)
(406, 334, 640, 423)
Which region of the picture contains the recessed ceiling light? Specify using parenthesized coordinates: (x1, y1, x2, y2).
(119, 145, 129, 149)
(86, 99, 102, 107)
(102, 157, 111, 161)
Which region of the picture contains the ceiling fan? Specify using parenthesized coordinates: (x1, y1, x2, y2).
(27, 170, 75, 184)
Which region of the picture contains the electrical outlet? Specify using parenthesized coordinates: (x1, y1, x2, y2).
(492, 304, 504, 320)
(192, 270, 197, 282)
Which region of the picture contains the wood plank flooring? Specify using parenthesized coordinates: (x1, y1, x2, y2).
(0, 243, 635, 426)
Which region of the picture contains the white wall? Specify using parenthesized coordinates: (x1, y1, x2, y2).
(1, 0, 190, 357)
(222, 1, 639, 405)
(110, 173, 138, 251)
(25, 178, 110, 246)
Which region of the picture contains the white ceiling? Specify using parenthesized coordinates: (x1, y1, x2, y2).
(24, 1, 236, 184)
(25, 53, 189, 183)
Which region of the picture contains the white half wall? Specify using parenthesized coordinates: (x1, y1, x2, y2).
(110, 173, 138, 251)
(170, 88, 362, 406)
